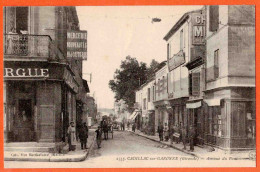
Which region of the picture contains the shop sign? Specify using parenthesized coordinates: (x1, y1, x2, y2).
(168, 50, 185, 71)
(192, 13, 206, 45)
(64, 69, 79, 93)
(67, 30, 87, 60)
(4, 68, 49, 78)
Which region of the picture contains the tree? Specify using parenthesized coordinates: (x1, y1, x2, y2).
(146, 59, 160, 80)
(109, 56, 147, 109)
(109, 57, 160, 110)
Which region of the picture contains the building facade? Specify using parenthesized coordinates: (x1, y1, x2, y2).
(153, 62, 170, 131)
(203, 5, 255, 151)
(138, 79, 156, 134)
(164, 10, 203, 138)
(3, 7, 89, 149)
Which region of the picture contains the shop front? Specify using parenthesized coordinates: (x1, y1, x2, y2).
(204, 88, 256, 151)
(186, 100, 205, 146)
(4, 61, 78, 143)
(154, 100, 170, 131)
(169, 98, 188, 141)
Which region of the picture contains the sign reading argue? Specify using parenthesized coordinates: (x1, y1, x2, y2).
(4, 68, 49, 78)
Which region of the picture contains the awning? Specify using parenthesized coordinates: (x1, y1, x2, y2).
(132, 112, 139, 120)
(186, 101, 201, 109)
(204, 98, 221, 106)
(128, 111, 137, 120)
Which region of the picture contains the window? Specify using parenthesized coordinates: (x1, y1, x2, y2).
(162, 76, 165, 94)
(157, 79, 160, 97)
(153, 86, 155, 101)
(189, 72, 200, 96)
(189, 73, 192, 95)
(246, 102, 256, 145)
(192, 72, 200, 96)
(209, 5, 219, 32)
(143, 98, 146, 110)
(16, 7, 29, 33)
(167, 43, 171, 59)
(180, 29, 184, 50)
(214, 49, 219, 78)
(148, 88, 150, 102)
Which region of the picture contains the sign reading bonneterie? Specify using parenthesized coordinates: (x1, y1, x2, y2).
(67, 30, 87, 60)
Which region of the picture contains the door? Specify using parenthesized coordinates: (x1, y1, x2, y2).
(14, 99, 34, 142)
(39, 105, 55, 142)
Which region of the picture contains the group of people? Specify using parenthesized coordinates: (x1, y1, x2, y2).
(157, 122, 195, 152)
(67, 121, 89, 151)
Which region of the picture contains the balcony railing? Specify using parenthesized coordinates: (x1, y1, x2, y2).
(4, 34, 65, 60)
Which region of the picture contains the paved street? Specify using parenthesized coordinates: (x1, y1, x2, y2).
(5, 130, 193, 168)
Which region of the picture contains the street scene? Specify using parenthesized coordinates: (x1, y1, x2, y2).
(3, 5, 256, 168)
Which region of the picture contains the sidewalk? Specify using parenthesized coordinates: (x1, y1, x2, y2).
(4, 129, 96, 162)
(128, 129, 255, 160)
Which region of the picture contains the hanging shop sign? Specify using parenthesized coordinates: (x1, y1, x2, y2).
(67, 30, 87, 60)
(192, 13, 206, 45)
(168, 50, 185, 71)
(63, 68, 79, 93)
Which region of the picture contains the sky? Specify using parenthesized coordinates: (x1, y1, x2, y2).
(77, 6, 202, 109)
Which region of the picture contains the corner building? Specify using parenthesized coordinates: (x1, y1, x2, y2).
(204, 5, 255, 151)
(3, 7, 88, 150)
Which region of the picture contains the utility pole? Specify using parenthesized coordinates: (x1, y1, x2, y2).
(82, 73, 92, 83)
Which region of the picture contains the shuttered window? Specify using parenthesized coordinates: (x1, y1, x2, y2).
(214, 49, 219, 78)
(192, 72, 200, 96)
(209, 5, 219, 32)
(167, 43, 171, 59)
(180, 29, 184, 50)
(148, 88, 150, 102)
(189, 73, 192, 96)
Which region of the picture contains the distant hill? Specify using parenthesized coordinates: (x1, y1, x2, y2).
(98, 108, 114, 115)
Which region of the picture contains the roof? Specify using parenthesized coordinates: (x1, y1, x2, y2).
(163, 9, 203, 41)
(154, 60, 167, 73)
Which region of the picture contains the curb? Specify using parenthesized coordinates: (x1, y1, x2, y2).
(128, 130, 200, 158)
(4, 136, 96, 162)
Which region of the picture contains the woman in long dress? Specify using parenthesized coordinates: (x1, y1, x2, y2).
(67, 122, 77, 151)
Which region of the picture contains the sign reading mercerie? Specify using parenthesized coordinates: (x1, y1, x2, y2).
(67, 30, 87, 60)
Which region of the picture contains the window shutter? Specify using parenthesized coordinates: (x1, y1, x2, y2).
(214, 49, 219, 78)
(189, 73, 192, 95)
(209, 6, 219, 32)
(192, 72, 200, 96)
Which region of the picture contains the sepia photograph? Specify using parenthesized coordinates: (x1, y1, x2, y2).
(3, 5, 256, 168)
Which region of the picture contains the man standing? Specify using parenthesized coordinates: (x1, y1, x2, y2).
(95, 126, 102, 148)
(163, 123, 169, 141)
(189, 125, 195, 152)
(79, 122, 89, 149)
(158, 124, 164, 141)
(132, 122, 136, 132)
(67, 122, 77, 151)
(181, 124, 187, 150)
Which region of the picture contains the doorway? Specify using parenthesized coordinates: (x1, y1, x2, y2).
(14, 99, 35, 142)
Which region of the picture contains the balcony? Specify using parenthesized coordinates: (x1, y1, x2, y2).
(4, 34, 65, 61)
